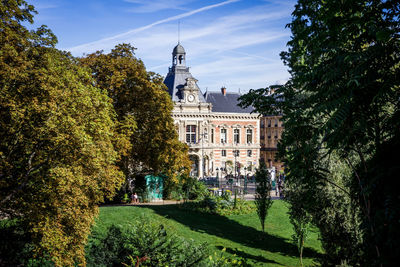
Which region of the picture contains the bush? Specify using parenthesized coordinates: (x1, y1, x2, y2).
(0, 220, 54, 266)
(168, 176, 209, 201)
(86, 217, 208, 266)
(205, 248, 248, 266)
(221, 190, 232, 201)
(185, 178, 209, 200)
(179, 196, 255, 216)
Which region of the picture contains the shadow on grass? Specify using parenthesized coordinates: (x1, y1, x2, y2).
(215, 245, 282, 265)
(140, 204, 322, 262)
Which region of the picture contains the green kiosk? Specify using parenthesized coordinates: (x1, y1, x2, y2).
(144, 175, 164, 201)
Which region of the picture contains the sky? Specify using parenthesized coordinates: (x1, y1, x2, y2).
(28, 0, 296, 93)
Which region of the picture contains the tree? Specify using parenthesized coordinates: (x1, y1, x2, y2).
(0, 1, 126, 265)
(286, 182, 312, 267)
(254, 160, 273, 232)
(79, 45, 191, 196)
(240, 0, 400, 265)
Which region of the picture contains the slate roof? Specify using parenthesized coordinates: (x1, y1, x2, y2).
(204, 91, 255, 113)
(164, 67, 207, 102)
(173, 43, 185, 54)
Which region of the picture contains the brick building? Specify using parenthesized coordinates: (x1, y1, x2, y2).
(164, 43, 260, 178)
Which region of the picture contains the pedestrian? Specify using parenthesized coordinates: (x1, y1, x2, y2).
(133, 192, 138, 203)
(278, 179, 283, 198)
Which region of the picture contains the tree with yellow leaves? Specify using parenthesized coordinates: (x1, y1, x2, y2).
(80, 44, 191, 197)
(0, 1, 127, 265)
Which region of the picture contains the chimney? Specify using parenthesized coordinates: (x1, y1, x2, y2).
(221, 86, 226, 96)
(269, 88, 275, 95)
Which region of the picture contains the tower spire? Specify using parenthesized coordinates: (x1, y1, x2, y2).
(178, 20, 180, 44)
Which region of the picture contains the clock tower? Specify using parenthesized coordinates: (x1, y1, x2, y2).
(164, 43, 209, 106)
(182, 77, 199, 103)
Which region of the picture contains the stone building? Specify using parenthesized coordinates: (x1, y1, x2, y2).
(164, 43, 260, 178)
(260, 115, 284, 172)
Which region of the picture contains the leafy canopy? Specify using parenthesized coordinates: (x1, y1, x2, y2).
(0, 1, 126, 265)
(239, 0, 399, 265)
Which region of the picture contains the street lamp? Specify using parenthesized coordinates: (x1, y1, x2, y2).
(234, 150, 237, 182)
(216, 167, 219, 188)
(244, 166, 247, 194)
(200, 132, 207, 179)
(233, 149, 239, 194)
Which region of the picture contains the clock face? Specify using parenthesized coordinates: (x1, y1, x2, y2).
(188, 94, 195, 102)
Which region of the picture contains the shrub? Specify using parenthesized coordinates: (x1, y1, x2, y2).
(168, 176, 209, 201)
(86, 217, 208, 266)
(221, 190, 232, 201)
(200, 195, 217, 211)
(0, 220, 54, 266)
(179, 196, 255, 216)
(205, 248, 249, 266)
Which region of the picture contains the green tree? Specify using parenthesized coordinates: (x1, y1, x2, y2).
(240, 0, 400, 265)
(0, 1, 126, 265)
(79, 45, 191, 196)
(254, 160, 273, 232)
(286, 183, 312, 267)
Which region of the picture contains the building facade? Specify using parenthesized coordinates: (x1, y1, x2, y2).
(260, 115, 284, 172)
(164, 43, 260, 178)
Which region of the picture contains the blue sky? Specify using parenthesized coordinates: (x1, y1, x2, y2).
(28, 0, 296, 93)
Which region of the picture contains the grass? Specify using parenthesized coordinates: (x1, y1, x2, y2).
(93, 200, 323, 266)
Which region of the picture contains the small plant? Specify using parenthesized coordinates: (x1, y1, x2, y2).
(206, 247, 248, 266)
(221, 190, 232, 201)
(122, 193, 130, 203)
(233, 189, 238, 209)
(289, 205, 312, 267)
(122, 255, 150, 267)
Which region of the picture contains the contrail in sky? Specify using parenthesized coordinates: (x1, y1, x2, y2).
(67, 0, 240, 53)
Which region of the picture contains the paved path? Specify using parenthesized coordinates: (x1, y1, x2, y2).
(115, 190, 282, 206)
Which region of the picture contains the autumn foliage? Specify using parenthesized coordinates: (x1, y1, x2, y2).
(0, 0, 189, 265)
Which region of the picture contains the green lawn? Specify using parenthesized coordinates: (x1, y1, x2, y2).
(93, 200, 323, 266)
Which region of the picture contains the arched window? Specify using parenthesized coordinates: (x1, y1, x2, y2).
(178, 55, 183, 64)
